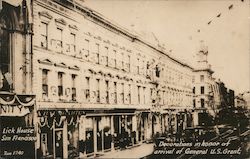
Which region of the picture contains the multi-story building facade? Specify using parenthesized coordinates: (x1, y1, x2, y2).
(32, 0, 194, 157)
(0, 0, 235, 158)
(192, 41, 215, 126)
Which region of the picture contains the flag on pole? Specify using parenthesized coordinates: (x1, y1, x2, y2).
(228, 4, 233, 10)
(217, 13, 221, 17)
(208, 21, 212, 25)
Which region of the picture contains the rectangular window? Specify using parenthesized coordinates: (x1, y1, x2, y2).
(84, 39, 89, 59)
(85, 77, 90, 102)
(156, 65, 160, 77)
(193, 87, 195, 94)
(142, 60, 145, 75)
(143, 87, 146, 104)
(96, 79, 100, 103)
(200, 75, 204, 82)
(201, 98, 205, 108)
(40, 22, 48, 49)
(105, 81, 109, 103)
(42, 69, 48, 98)
(70, 33, 76, 53)
(114, 82, 117, 104)
(72, 74, 76, 101)
(127, 55, 130, 72)
(121, 83, 124, 104)
(58, 72, 63, 99)
(56, 28, 63, 53)
(137, 86, 140, 104)
(162, 91, 165, 105)
(95, 43, 100, 64)
(193, 99, 196, 108)
(201, 86, 204, 94)
(128, 84, 131, 104)
(121, 52, 124, 70)
(124, 55, 130, 72)
(104, 47, 108, 66)
(136, 58, 140, 74)
(113, 50, 117, 68)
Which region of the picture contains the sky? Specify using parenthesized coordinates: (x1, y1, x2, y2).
(84, 0, 250, 94)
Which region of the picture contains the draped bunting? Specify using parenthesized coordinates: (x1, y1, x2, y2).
(193, 0, 246, 34)
(0, 92, 35, 117)
(37, 110, 84, 128)
(0, 93, 35, 107)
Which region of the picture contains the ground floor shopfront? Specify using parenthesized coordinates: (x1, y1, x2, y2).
(36, 109, 152, 158)
(36, 107, 194, 159)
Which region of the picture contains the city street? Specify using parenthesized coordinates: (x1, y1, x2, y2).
(96, 143, 154, 158)
(0, 0, 249, 158)
(145, 129, 250, 159)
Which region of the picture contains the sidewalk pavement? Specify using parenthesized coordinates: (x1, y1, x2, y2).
(96, 143, 154, 159)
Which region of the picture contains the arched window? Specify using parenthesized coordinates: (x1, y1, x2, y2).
(0, 14, 11, 91)
(0, 2, 21, 91)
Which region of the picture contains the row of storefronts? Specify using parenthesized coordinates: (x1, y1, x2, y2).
(33, 107, 195, 158)
(0, 0, 219, 158)
(0, 91, 197, 159)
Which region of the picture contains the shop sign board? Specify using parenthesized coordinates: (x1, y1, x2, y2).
(0, 126, 36, 158)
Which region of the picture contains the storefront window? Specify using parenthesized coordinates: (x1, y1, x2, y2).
(68, 124, 79, 158)
(85, 117, 94, 154)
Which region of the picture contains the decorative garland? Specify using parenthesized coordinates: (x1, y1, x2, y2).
(0, 94, 35, 107)
(0, 96, 15, 105)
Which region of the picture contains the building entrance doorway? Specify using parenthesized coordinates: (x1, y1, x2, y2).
(54, 129, 63, 159)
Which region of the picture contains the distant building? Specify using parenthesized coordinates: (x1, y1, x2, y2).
(192, 41, 215, 126)
(217, 80, 235, 108)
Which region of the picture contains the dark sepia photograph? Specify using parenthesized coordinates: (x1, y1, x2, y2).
(0, 0, 249, 158)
